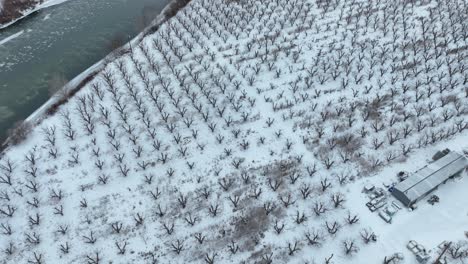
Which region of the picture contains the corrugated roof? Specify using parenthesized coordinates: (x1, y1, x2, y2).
(394, 152, 468, 203)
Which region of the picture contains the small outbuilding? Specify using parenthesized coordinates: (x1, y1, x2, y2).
(392, 150, 468, 207)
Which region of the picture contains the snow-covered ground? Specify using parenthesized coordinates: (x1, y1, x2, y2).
(0, 0, 467, 263)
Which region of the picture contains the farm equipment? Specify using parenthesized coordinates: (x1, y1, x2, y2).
(427, 195, 439, 205)
(383, 253, 404, 264)
(407, 240, 430, 263)
(397, 171, 409, 182)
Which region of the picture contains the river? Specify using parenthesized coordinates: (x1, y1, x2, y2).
(0, 0, 169, 142)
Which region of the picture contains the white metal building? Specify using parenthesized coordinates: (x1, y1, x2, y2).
(392, 151, 468, 207)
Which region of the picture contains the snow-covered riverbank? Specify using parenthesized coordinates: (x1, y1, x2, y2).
(0, 0, 70, 29)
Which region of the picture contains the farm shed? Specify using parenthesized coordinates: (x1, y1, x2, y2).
(392, 151, 468, 207)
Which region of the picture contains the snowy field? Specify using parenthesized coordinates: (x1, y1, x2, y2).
(0, 0, 467, 263)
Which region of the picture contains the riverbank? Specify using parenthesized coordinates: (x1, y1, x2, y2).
(0, 0, 69, 29)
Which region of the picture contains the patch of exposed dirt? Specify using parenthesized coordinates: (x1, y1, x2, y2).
(230, 206, 271, 251)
